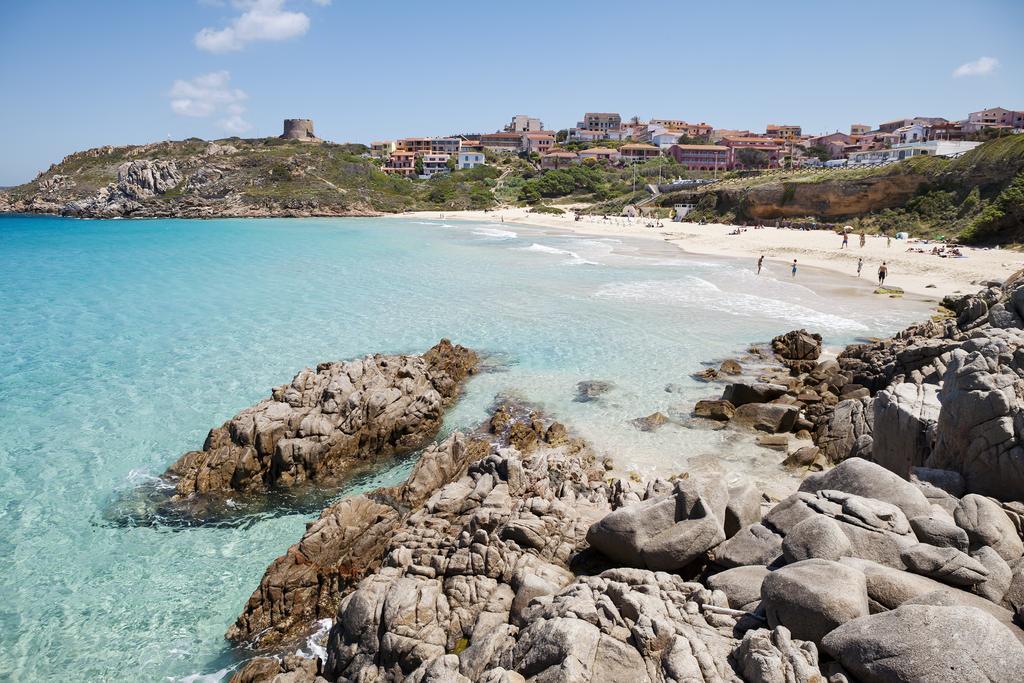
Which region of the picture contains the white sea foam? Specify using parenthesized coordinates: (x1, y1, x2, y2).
(519, 243, 599, 266)
(594, 277, 868, 331)
(295, 618, 334, 661)
(472, 227, 518, 239)
(172, 668, 232, 683)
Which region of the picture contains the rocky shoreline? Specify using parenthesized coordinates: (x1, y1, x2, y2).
(138, 277, 1024, 682)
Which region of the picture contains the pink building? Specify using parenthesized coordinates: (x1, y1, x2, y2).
(665, 144, 729, 171)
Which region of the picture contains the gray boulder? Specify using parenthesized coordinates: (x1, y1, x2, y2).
(725, 482, 763, 537)
(871, 383, 940, 478)
(723, 382, 789, 407)
(909, 515, 969, 552)
(733, 626, 822, 683)
(761, 559, 870, 643)
(926, 348, 1024, 500)
(782, 515, 852, 563)
(899, 543, 989, 586)
(706, 565, 772, 609)
(954, 494, 1024, 562)
(814, 397, 874, 463)
(971, 546, 1013, 603)
(712, 523, 783, 568)
(799, 457, 932, 519)
(821, 604, 1024, 682)
(733, 403, 799, 433)
(586, 479, 726, 571)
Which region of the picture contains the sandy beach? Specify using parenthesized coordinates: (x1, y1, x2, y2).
(408, 208, 1023, 300)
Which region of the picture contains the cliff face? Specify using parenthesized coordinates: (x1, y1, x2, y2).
(727, 173, 928, 220)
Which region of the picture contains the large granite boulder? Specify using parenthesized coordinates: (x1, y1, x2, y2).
(586, 478, 727, 571)
(722, 382, 789, 407)
(706, 565, 771, 609)
(821, 604, 1024, 682)
(798, 457, 931, 519)
(760, 559, 870, 643)
(732, 403, 799, 433)
(926, 347, 1024, 500)
(954, 494, 1024, 562)
(871, 382, 940, 478)
(164, 340, 478, 499)
(814, 398, 874, 463)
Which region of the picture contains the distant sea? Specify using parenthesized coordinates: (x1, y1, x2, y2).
(0, 214, 927, 680)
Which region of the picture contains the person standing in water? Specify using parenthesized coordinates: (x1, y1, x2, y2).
(757, 255, 764, 274)
(878, 261, 888, 286)
(791, 259, 798, 277)
(857, 258, 863, 277)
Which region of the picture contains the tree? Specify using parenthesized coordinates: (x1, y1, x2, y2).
(676, 134, 710, 145)
(556, 129, 569, 142)
(735, 148, 770, 169)
(414, 155, 424, 176)
(805, 144, 832, 162)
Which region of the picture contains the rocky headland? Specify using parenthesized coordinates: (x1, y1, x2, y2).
(149, 278, 1024, 682)
(159, 340, 477, 515)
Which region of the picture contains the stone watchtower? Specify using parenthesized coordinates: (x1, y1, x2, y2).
(281, 119, 322, 142)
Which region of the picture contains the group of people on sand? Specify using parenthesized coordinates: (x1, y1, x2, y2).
(757, 254, 888, 286)
(841, 231, 894, 249)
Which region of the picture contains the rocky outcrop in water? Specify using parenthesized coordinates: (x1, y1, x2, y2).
(163, 340, 477, 500)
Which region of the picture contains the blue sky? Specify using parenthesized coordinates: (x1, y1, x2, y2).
(0, 0, 1021, 185)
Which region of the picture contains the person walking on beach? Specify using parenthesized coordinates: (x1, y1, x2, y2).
(857, 258, 863, 277)
(859, 232, 866, 248)
(878, 261, 888, 286)
(757, 255, 764, 274)
(887, 235, 892, 248)
(791, 259, 798, 278)
(842, 233, 849, 249)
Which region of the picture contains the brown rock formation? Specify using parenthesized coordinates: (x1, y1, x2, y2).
(163, 340, 477, 499)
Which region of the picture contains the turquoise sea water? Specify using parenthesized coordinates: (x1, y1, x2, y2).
(0, 214, 928, 680)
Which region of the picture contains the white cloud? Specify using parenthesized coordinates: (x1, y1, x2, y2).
(953, 56, 999, 78)
(169, 71, 253, 134)
(311, 0, 331, 5)
(195, 0, 310, 53)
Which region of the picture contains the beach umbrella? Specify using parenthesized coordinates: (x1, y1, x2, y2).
(843, 225, 853, 232)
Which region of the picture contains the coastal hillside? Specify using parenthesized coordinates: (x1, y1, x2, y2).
(664, 135, 1024, 243)
(0, 137, 501, 218)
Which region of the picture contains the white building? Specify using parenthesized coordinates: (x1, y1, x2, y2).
(420, 153, 451, 178)
(847, 140, 981, 166)
(506, 114, 544, 132)
(457, 150, 485, 170)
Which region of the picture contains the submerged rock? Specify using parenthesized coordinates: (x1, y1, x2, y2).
(574, 380, 613, 403)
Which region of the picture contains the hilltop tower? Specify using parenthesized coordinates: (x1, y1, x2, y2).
(281, 119, 322, 142)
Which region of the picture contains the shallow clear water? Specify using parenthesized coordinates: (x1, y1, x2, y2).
(0, 214, 928, 680)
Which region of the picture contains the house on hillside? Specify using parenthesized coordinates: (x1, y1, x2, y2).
(522, 133, 555, 156)
(620, 143, 661, 163)
(370, 140, 396, 157)
(718, 136, 782, 168)
(382, 150, 417, 176)
(457, 150, 485, 169)
(578, 147, 620, 163)
(420, 154, 450, 178)
(665, 144, 729, 171)
(541, 150, 580, 169)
